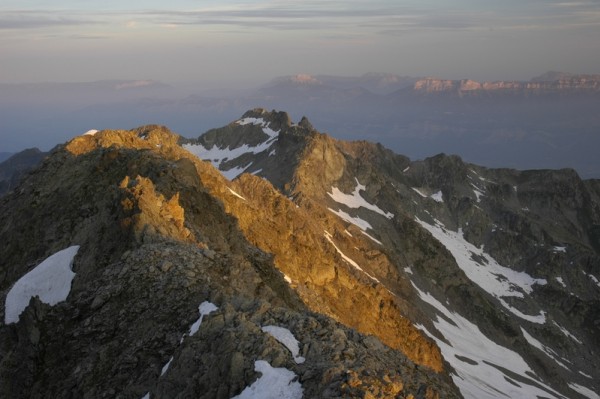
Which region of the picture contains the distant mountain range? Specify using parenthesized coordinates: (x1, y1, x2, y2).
(264, 71, 600, 94)
(1, 72, 599, 178)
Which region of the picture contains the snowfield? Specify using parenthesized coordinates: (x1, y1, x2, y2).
(412, 283, 565, 399)
(415, 217, 547, 323)
(5, 246, 80, 324)
(520, 327, 571, 370)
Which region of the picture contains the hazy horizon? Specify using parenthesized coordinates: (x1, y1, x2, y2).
(2, 1, 600, 86)
(1, 69, 593, 88)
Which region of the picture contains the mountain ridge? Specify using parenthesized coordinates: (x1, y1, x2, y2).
(1, 109, 599, 398)
(183, 108, 600, 398)
(411, 75, 600, 95)
(0, 120, 459, 398)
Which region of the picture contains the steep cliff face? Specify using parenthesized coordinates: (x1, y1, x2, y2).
(0, 123, 459, 398)
(186, 109, 600, 399)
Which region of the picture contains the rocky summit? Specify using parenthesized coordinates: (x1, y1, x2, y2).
(1, 109, 599, 398)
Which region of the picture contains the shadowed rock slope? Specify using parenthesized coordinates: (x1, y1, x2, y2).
(0, 147, 48, 197)
(0, 125, 458, 398)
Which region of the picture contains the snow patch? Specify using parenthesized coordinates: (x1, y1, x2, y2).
(416, 218, 546, 297)
(471, 184, 485, 202)
(164, 301, 219, 379)
(579, 371, 593, 379)
(283, 274, 292, 284)
(361, 231, 382, 245)
(324, 231, 379, 283)
(404, 266, 413, 275)
(430, 190, 443, 203)
(236, 117, 265, 126)
(412, 283, 564, 399)
(412, 187, 444, 203)
(328, 178, 393, 219)
(262, 325, 305, 364)
(188, 301, 218, 336)
(568, 383, 600, 399)
(552, 246, 567, 253)
(228, 187, 246, 200)
(415, 218, 547, 323)
(161, 356, 173, 376)
(555, 277, 566, 288)
(5, 246, 80, 324)
(327, 208, 382, 245)
(231, 360, 303, 399)
(498, 298, 546, 324)
(328, 208, 372, 231)
(584, 272, 600, 288)
(552, 321, 582, 344)
(183, 118, 279, 180)
(520, 327, 570, 370)
(236, 117, 280, 139)
(83, 129, 98, 136)
(223, 166, 249, 180)
(411, 187, 427, 198)
(470, 170, 493, 184)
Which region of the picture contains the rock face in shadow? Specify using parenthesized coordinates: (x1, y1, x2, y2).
(0, 148, 47, 197)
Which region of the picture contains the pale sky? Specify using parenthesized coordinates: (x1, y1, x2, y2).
(1, 0, 600, 85)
